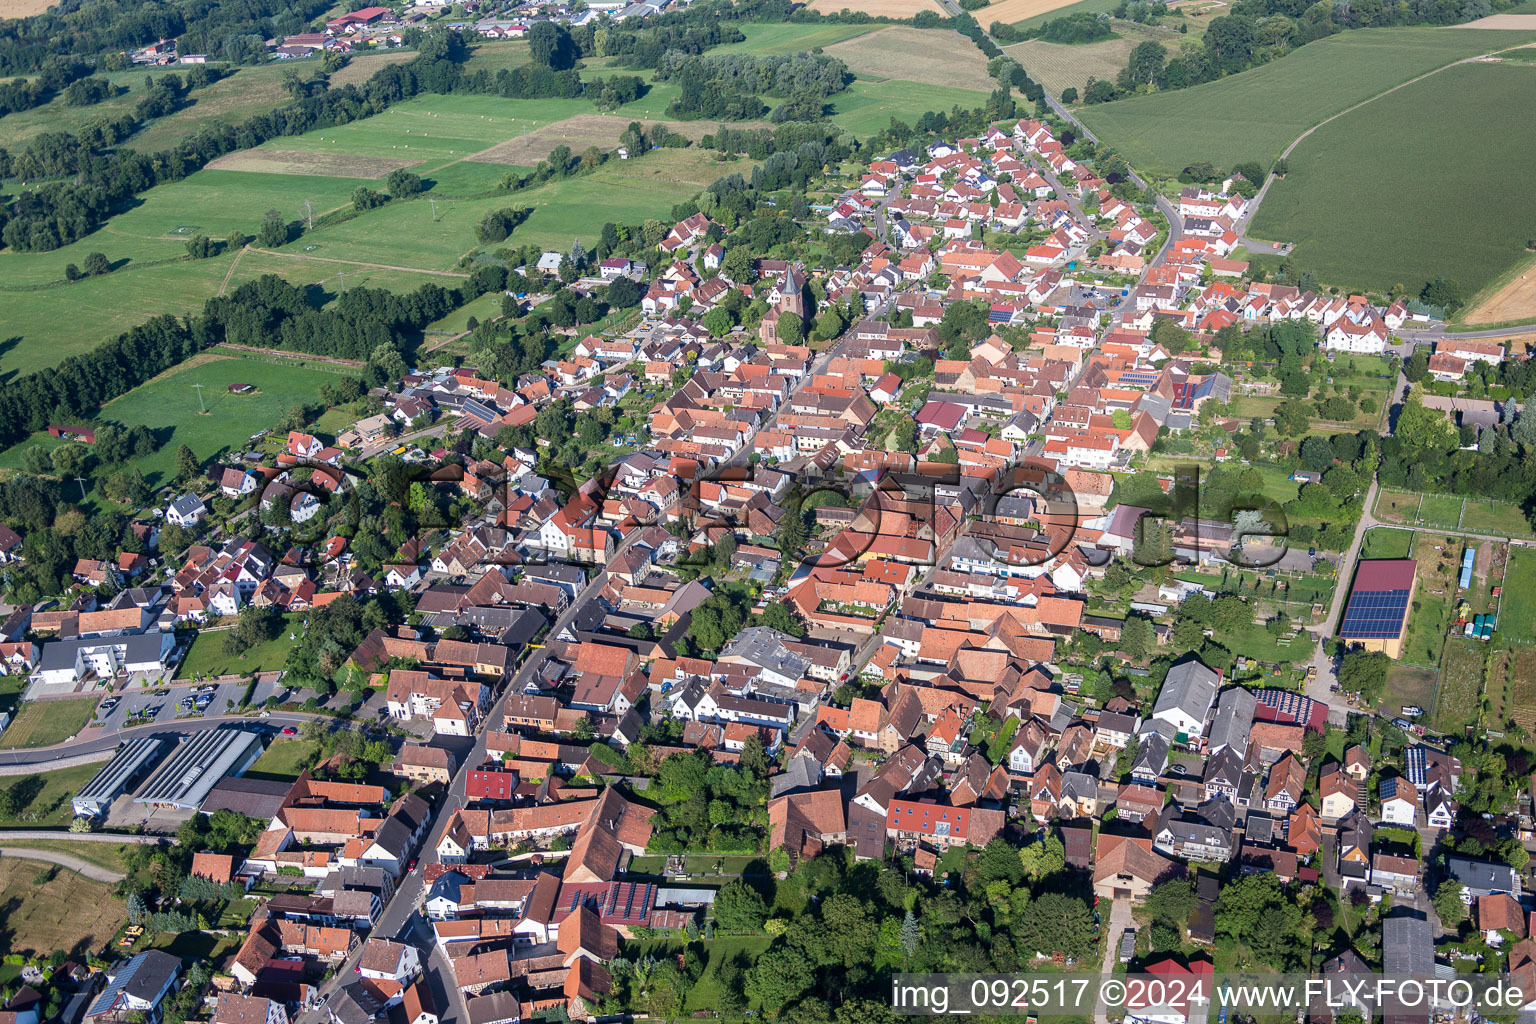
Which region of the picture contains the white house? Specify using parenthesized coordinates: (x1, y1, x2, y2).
(166, 493, 207, 527)
(1379, 776, 1418, 827)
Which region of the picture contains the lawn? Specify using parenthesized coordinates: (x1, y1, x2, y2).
(463, 40, 532, 73)
(1374, 491, 1422, 525)
(1458, 498, 1534, 538)
(246, 738, 319, 782)
(1360, 527, 1414, 560)
(1249, 62, 1536, 297)
(0, 762, 105, 827)
(1434, 638, 1486, 736)
(0, 700, 99, 750)
(0, 840, 131, 876)
(1416, 494, 1464, 531)
(1498, 547, 1536, 646)
(1382, 664, 1438, 723)
(0, 354, 355, 493)
(1077, 27, 1536, 178)
(177, 615, 303, 679)
(626, 935, 774, 1013)
(0, 858, 126, 957)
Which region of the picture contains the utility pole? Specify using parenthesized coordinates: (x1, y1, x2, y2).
(305, 200, 314, 230)
(339, 271, 346, 294)
(192, 382, 207, 413)
(73, 477, 87, 501)
(429, 197, 438, 222)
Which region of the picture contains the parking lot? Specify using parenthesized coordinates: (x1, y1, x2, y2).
(92, 677, 288, 731)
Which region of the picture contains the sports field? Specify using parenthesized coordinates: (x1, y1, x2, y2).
(1250, 62, 1536, 297)
(1077, 27, 1536, 177)
(0, 354, 356, 491)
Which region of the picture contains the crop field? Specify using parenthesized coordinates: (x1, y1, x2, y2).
(1006, 21, 1192, 96)
(1435, 638, 1486, 735)
(472, 113, 733, 166)
(709, 22, 878, 55)
(1462, 255, 1536, 325)
(0, 54, 417, 153)
(254, 93, 596, 167)
(825, 79, 994, 136)
(1505, 648, 1536, 731)
(1077, 27, 1536, 178)
(0, 354, 355, 491)
(1000, 0, 1120, 28)
(981, 0, 1102, 25)
(806, 0, 944, 16)
(1250, 63, 1536, 296)
(0, 0, 57, 14)
(0, 859, 126, 957)
(825, 27, 997, 91)
(462, 40, 532, 73)
(0, 240, 448, 378)
(206, 149, 423, 178)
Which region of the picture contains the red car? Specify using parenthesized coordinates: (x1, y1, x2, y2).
(281, 726, 298, 736)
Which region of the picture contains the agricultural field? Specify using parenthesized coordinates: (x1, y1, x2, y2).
(826, 27, 997, 91)
(1077, 28, 1536, 178)
(472, 113, 730, 166)
(0, 699, 99, 749)
(0, 53, 417, 153)
(0, 354, 356, 492)
(1005, 21, 1193, 97)
(806, 0, 944, 16)
(708, 22, 878, 55)
(824, 79, 994, 136)
(1461, 254, 1536, 326)
(981, 0, 1102, 25)
(0, 858, 126, 957)
(1434, 638, 1486, 735)
(293, 147, 742, 268)
(1000, 0, 1120, 29)
(463, 40, 532, 73)
(1360, 527, 1414, 560)
(1248, 63, 1536, 296)
(1502, 647, 1536, 732)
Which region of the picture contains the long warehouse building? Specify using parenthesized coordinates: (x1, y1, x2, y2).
(132, 728, 265, 811)
(72, 736, 169, 817)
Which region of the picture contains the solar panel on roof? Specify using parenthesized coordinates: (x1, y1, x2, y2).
(1340, 585, 1411, 638)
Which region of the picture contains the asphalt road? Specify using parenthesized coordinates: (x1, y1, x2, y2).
(296, 550, 632, 1024)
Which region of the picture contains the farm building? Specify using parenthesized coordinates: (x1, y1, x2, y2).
(1338, 558, 1418, 660)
